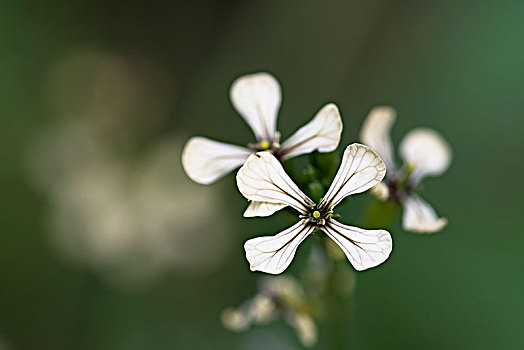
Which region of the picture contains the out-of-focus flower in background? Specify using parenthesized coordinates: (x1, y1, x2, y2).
(182, 72, 342, 218)
(360, 107, 452, 233)
(25, 48, 230, 288)
(221, 276, 318, 347)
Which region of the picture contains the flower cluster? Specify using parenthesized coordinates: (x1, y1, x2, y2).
(182, 73, 343, 217)
(182, 72, 452, 344)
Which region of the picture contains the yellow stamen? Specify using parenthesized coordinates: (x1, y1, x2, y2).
(260, 140, 270, 150)
(312, 210, 321, 219)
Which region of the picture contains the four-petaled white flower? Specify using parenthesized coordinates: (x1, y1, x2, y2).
(236, 144, 392, 274)
(182, 72, 343, 217)
(360, 107, 452, 233)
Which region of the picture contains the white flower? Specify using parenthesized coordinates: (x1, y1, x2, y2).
(182, 72, 343, 217)
(236, 144, 392, 274)
(360, 107, 452, 233)
(221, 275, 315, 346)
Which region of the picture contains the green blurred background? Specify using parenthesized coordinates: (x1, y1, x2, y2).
(1, 0, 524, 349)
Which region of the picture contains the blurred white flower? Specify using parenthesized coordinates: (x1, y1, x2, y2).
(25, 48, 230, 287)
(222, 276, 316, 347)
(360, 107, 452, 233)
(221, 294, 277, 332)
(236, 144, 392, 274)
(182, 72, 343, 217)
(27, 125, 229, 286)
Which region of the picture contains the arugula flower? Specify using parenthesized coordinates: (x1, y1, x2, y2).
(360, 107, 452, 233)
(236, 144, 392, 274)
(182, 72, 342, 217)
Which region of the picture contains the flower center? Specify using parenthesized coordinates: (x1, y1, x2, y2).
(406, 162, 416, 173)
(247, 138, 280, 152)
(386, 178, 413, 203)
(300, 205, 332, 226)
(260, 140, 270, 150)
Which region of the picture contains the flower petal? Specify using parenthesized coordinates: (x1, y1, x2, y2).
(321, 219, 392, 271)
(359, 106, 397, 174)
(236, 151, 312, 215)
(402, 194, 448, 233)
(278, 103, 342, 160)
(369, 181, 390, 201)
(399, 128, 452, 184)
(288, 312, 318, 347)
(243, 201, 288, 217)
(181, 137, 252, 184)
(320, 143, 386, 210)
(230, 72, 281, 142)
(244, 220, 314, 274)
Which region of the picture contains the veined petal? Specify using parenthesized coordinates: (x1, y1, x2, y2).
(230, 72, 281, 142)
(402, 194, 448, 233)
(359, 106, 397, 174)
(399, 128, 452, 184)
(236, 151, 312, 215)
(278, 103, 342, 160)
(182, 137, 252, 184)
(321, 219, 392, 271)
(244, 220, 314, 274)
(321, 143, 386, 210)
(243, 201, 288, 217)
